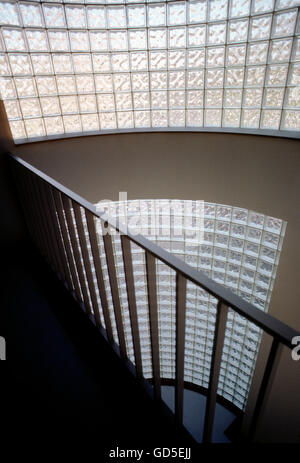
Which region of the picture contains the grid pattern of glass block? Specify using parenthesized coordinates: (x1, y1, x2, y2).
(0, 0, 299, 141)
(93, 199, 286, 410)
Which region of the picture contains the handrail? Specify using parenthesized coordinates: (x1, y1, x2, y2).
(9, 153, 299, 350)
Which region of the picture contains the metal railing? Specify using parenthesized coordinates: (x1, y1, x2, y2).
(10, 153, 299, 443)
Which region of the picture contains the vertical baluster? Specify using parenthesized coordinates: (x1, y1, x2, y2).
(85, 211, 114, 344)
(102, 223, 127, 361)
(203, 301, 228, 443)
(175, 273, 187, 424)
(72, 201, 102, 324)
(145, 251, 161, 401)
(121, 235, 143, 380)
(53, 189, 82, 303)
(62, 194, 92, 314)
(248, 338, 282, 441)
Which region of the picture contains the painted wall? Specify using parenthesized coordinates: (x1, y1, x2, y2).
(13, 130, 300, 442)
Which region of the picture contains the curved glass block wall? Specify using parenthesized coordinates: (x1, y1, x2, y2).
(79, 199, 286, 411)
(0, 0, 299, 141)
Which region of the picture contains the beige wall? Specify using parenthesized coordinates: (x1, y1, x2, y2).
(13, 131, 300, 442)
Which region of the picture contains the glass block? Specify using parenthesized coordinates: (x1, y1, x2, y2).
(242, 109, 260, 128)
(60, 95, 78, 114)
(130, 52, 148, 73)
(53, 54, 72, 74)
(188, 25, 206, 47)
(20, 3, 42, 27)
(107, 6, 126, 28)
(152, 110, 168, 127)
(188, 49, 205, 69)
(273, 11, 297, 38)
(230, 0, 251, 18)
(15, 77, 36, 97)
(4, 99, 21, 119)
(128, 6, 145, 28)
(261, 110, 281, 129)
(48, 31, 69, 52)
(87, 6, 106, 29)
(248, 42, 268, 65)
(208, 23, 226, 45)
(65, 6, 86, 29)
(36, 76, 57, 96)
(92, 54, 110, 73)
(277, 0, 300, 7)
(169, 109, 185, 126)
(229, 19, 248, 43)
(9, 120, 26, 139)
(250, 15, 272, 41)
(149, 28, 167, 49)
(246, 67, 265, 87)
(289, 63, 300, 85)
(40, 97, 60, 116)
(187, 90, 203, 108)
(26, 30, 48, 52)
(148, 4, 166, 27)
(9, 54, 31, 75)
(285, 87, 300, 108)
(151, 91, 167, 109)
(0, 2, 20, 26)
(253, 0, 274, 13)
(133, 92, 150, 110)
(110, 31, 128, 51)
(113, 73, 130, 91)
(205, 109, 222, 126)
(150, 51, 167, 70)
(43, 4, 65, 28)
(89, 31, 108, 52)
(206, 69, 224, 88)
(63, 115, 81, 133)
(168, 2, 186, 25)
(209, 0, 228, 21)
(72, 54, 92, 74)
(97, 94, 115, 112)
(25, 118, 45, 138)
(169, 27, 186, 49)
(20, 98, 41, 118)
(224, 89, 242, 107)
(265, 88, 284, 108)
(132, 72, 148, 91)
(129, 30, 147, 50)
(227, 45, 246, 66)
(292, 38, 300, 62)
(76, 75, 94, 93)
(187, 109, 203, 126)
(226, 68, 244, 87)
(283, 110, 300, 130)
(117, 111, 134, 129)
(244, 88, 263, 107)
(69, 31, 89, 52)
(169, 50, 185, 70)
(56, 76, 76, 94)
(44, 116, 63, 135)
(31, 55, 52, 75)
(3, 28, 26, 51)
(81, 113, 99, 132)
(169, 71, 185, 89)
(151, 71, 167, 90)
(206, 89, 223, 107)
(116, 93, 132, 110)
(188, 1, 207, 23)
(223, 109, 240, 127)
(267, 64, 288, 86)
(207, 47, 225, 68)
(92, 73, 115, 98)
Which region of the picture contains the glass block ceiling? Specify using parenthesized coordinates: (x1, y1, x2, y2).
(89, 199, 286, 410)
(0, 0, 299, 141)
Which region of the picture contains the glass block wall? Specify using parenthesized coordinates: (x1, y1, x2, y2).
(86, 199, 286, 410)
(0, 0, 299, 141)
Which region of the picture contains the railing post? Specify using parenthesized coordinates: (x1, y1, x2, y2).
(121, 235, 143, 381)
(203, 300, 228, 443)
(175, 273, 187, 424)
(145, 251, 161, 401)
(248, 338, 282, 441)
(85, 211, 114, 344)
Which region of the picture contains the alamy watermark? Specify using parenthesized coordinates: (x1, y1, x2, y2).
(0, 336, 6, 360)
(291, 336, 300, 361)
